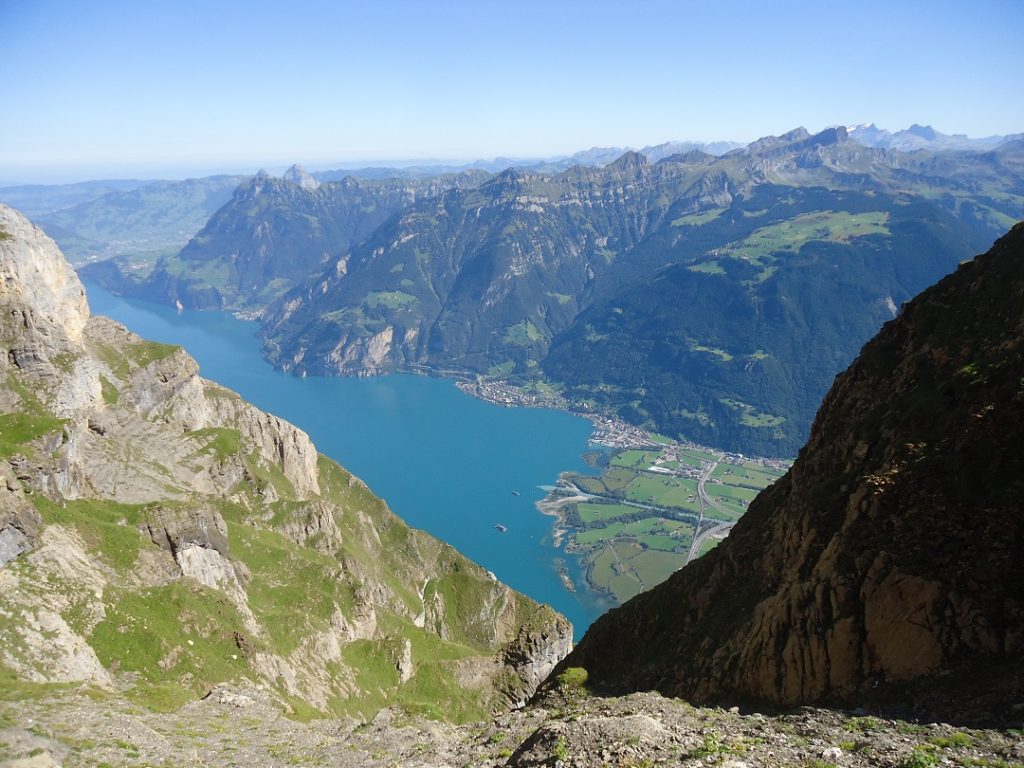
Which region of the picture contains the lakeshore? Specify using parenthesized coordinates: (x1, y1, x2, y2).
(83, 282, 611, 638)
(537, 438, 790, 604)
(456, 374, 792, 605)
(455, 377, 656, 449)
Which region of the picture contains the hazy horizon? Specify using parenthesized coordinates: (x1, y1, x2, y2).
(3, 0, 1023, 185)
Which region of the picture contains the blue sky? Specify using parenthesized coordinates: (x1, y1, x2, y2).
(2, 0, 1022, 183)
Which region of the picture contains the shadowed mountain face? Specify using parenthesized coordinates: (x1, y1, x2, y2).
(552, 224, 1024, 725)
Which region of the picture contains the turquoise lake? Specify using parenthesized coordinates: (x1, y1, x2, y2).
(83, 282, 613, 637)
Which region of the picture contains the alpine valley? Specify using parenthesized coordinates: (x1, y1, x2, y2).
(78, 126, 1024, 456)
(0, 205, 571, 727)
(3, 196, 1023, 768)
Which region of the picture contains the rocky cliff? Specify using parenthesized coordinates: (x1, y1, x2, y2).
(0, 203, 570, 720)
(553, 223, 1024, 724)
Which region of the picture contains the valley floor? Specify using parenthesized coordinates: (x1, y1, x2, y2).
(2, 684, 1022, 767)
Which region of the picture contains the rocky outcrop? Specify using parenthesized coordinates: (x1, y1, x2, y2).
(7, 684, 1024, 767)
(282, 164, 319, 191)
(145, 504, 230, 557)
(555, 224, 1024, 723)
(0, 206, 89, 344)
(499, 617, 574, 707)
(0, 490, 39, 566)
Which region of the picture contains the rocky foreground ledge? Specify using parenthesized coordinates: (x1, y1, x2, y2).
(2, 683, 1023, 767)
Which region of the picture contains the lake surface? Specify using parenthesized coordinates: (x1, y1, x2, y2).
(84, 283, 612, 637)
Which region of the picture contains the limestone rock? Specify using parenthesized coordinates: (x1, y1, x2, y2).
(500, 614, 574, 707)
(145, 504, 229, 557)
(0, 204, 89, 344)
(0, 485, 39, 566)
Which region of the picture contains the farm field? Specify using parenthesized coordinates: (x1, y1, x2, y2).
(559, 440, 789, 603)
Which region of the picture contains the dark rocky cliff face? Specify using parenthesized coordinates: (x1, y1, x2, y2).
(555, 223, 1024, 723)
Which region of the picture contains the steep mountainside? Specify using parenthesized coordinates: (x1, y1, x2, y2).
(543, 187, 985, 455)
(34, 175, 247, 264)
(85, 167, 489, 310)
(263, 128, 1022, 454)
(0, 204, 570, 721)
(555, 224, 1024, 722)
(261, 153, 708, 376)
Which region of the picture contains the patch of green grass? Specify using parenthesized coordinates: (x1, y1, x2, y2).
(686, 731, 730, 759)
(0, 412, 65, 458)
(188, 427, 242, 461)
(576, 501, 637, 523)
(88, 582, 251, 711)
(422, 559, 505, 648)
(727, 210, 891, 260)
(844, 715, 882, 733)
(127, 340, 179, 368)
(556, 666, 588, 692)
(34, 496, 148, 573)
(610, 449, 661, 468)
(929, 732, 973, 749)
(99, 375, 119, 405)
(227, 521, 354, 655)
(719, 397, 785, 428)
(503, 319, 544, 346)
(688, 260, 726, 275)
(92, 340, 178, 380)
(690, 344, 733, 361)
(625, 475, 698, 509)
(394, 651, 490, 722)
(243, 450, 296, 500)
(672, 208, 726, 227)
(899, 745, 940, 768)
(553, 736, 568, 761)
(0, 664, 78, 702)
(364, 290, 418, 310)
(487, 361, 515, 377)
(331, 619, 492, 723)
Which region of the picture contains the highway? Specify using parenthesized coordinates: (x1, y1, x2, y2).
(685, 452, 732, 565)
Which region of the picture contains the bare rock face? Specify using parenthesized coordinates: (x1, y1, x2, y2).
(557, 224, 1024, 722)
(0, 492, 39, 566)
(500, 616, 574, 707)
(0, 205, 89, 345)
(145, 504, 230, 557)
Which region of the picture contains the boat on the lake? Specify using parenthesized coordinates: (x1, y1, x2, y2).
(495, 523, 508, 532)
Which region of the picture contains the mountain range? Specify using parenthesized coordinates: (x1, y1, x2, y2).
(46, 125, 1024, 456)
(847, 122, 1021, 152)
